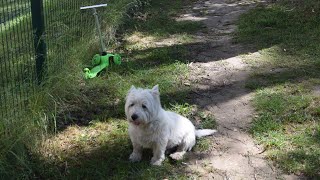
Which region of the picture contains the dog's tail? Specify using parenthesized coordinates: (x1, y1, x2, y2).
(195, 129, 217, 138)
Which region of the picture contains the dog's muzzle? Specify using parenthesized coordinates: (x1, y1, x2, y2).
(131, 114, 138, 121)
(130, 114, 141, 125)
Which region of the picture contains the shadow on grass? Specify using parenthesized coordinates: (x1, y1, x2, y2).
(55, 86, 191, 131)
(124, 41, 258, 65)
(53, 38, 258, 131)
(236, 1, 320, 177)
(235, 2, 320, 57)
(57, 0, 320, 130)
(31, 125, 192, 179)
(46, 1, 320, 178)
(274, 149, 320, 177)
(119, 0, 202, 38)
(246, 58, 320, 90)
(54, 0, 265, 130)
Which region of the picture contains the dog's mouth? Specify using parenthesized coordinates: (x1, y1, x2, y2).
(131, 121, 141, 126)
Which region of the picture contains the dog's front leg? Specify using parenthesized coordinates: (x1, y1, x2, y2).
(150, 142, 166, 166)
(129, 142, 142, 162)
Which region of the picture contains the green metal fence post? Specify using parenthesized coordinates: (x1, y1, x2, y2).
(30, 0, 47, 85)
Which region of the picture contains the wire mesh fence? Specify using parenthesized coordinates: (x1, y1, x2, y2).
(0, 0, 111, 121)
(0, 0, 35, 121)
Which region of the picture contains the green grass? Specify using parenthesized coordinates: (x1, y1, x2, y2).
(31, 120, 189, 179)
(121, 0, 201, 38)
(29, 105, 215, 179)
(168, 103, 216, 152)
(0, 0, 147, 178)
(236, 0, 320, 177)
(0, 0, 217, 179)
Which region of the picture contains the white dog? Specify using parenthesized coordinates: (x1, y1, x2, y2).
(125, 85, 216, 166)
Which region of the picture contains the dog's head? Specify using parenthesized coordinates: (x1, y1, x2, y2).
(125, 85, 161, 126)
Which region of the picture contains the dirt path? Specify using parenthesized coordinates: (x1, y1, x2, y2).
(178, 0, 300, 179)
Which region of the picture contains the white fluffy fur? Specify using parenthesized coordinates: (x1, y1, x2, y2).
(125, 85, 216, 166)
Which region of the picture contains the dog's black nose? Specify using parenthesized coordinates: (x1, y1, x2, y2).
(131, 114, 138, 121)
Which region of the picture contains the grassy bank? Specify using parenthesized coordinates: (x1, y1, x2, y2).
(236, 0, 320, 177)
(0, 0, 146, 178)
(31, 0, 213, 179)
(1, 0, 215, 179)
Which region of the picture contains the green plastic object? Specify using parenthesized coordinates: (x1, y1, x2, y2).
(81, 4, 122, 79)
(84, 53, 121, 79)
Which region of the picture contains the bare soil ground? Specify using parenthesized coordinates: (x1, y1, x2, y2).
(178, 0, 303, 179)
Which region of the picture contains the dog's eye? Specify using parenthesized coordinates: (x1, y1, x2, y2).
(142, 104, 147, 109)
(129, 103, 134, 107)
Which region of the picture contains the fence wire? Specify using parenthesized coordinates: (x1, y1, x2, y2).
(0, 0, 107, 121)
(0, 0, 35, 121)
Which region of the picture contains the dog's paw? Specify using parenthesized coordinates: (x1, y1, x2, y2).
(129, 152, 142, 162)
(150, 157, 164, 166)
(150, 159, 163, 166)
(169, 152, 185, 160)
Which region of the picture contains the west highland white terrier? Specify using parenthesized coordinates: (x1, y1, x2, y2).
(125, 85, 217, 166)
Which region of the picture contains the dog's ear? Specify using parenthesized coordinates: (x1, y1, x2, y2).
(126, 85, 136, 100)
(151, 84, 160, 95)
(127, 85, 136, 96)
(129, 85, 136, 92)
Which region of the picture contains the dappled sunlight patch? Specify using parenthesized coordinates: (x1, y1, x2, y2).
(250, 81, 320, 175)
(38, 120, 128, 163)
(245, 46, 320, 91)
(241, 49, 269, 67)
(96, 59, 191, 110)
(176, 13, 207, 22)
(168, 103, 197, 118)
(243, 44, 320, 74)
(34, 116, 212, 178)
(241, 45, 304, 69)
(182, 162, 216, 179)
(253, 85, 313, 120)
(167, 103, 217, 153)
(125, 32, 156, 50)
(227, 0, 320, 177)
(124, 31, 195, 51)
(194, 138, 213, 152)
(128, 62, 188, 85)
(32, 119, 192, 178)
(167, 103, 217, 129)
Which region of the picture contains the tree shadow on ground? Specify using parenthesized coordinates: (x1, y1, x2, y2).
(31, 123, 277, 179)
(124, 41, 258, 65)
(119, 0, 203, 38)
(31, 128, 194, 179)
(55, 0, 320, 132)
(53, 0, 266, 131)
(275, 149, 320, 177)
(48, 0, 320, 178)
(234, 2, 320, 177)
